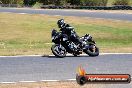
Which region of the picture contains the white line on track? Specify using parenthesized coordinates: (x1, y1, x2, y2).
(18, 13, 27, 14)
(0, 79, 76, 84)
(1, 12, 28, 15)
(66, 79, 76, 81)
(0, 55, 42, 57)
(0, 77, 132, 84)
(0, 53, 131, 58)
(100, 53, 132, 55)
(40, 80, 60, 82)
(0, 82, 16, 84)
(54, 15, 61, 16)
(19, 81, 37, 83)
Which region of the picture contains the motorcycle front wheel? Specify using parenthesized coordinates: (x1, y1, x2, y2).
(84, 45, 99, 57)
(51, 44, 67, 58)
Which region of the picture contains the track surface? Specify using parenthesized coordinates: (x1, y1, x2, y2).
(0, 54, 132, 82)
(0, 8, 132, 21)
(0, 8, 132, 87)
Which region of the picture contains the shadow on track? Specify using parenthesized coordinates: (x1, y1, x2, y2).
(41, 55, 90, 58)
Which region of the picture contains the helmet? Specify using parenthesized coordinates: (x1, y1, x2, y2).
(57, 19, 65, 28)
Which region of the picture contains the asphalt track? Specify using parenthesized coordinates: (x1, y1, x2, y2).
(0, 8, 132, 21)
(0, 8, 132, 87)
(0, 54, 132, 82)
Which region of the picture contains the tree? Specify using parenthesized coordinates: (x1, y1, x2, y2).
(38, 0, 67, 5)
(38, 0, 49, 5)
(81, 0, 108, 6)
(1, 0, 10, 4)
(24, 0, 37, 6)
(113, 0, 130, 5)
(55, 0, 67, 5)
(69, 0, 81, 5)
(1, 0, 24, 4)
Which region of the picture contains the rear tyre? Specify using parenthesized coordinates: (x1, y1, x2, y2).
(51, 44, 66, 58)
(85, 45, 99, 57)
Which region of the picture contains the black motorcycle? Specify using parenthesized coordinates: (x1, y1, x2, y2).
(51, 29, 99, 58)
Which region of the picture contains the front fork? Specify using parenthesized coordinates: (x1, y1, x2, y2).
(92, 45, 96, 53)
(89, 42, 96, 52)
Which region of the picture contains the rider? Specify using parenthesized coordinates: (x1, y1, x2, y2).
(57, 19, 82, 47)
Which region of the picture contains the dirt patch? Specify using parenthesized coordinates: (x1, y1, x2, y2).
(0, 82, 105, 88)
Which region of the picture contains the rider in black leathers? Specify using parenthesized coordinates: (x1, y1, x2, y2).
(57, 19, 81, 45)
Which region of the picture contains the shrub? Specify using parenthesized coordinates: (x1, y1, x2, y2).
(24, 0, 37, 6)
(17, 0, 24, 7)
(32, 2, 43, 8)
(113, 0, 130, 5)
(81, 0, 108, 6)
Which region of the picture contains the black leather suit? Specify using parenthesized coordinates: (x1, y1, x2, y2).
(60, 23, 81, 44)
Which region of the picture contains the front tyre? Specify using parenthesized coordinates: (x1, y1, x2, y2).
(84, 45, 99, 57)
(51, 44, 66, 58)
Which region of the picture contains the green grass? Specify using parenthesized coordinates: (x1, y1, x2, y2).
(107, 0, 132, 6)
(0, 13, 132, 55)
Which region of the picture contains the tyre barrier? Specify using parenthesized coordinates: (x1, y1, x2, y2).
(41, 5, 132, 10)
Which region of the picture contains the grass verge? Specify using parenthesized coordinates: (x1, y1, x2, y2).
(107, 0, 132, 6)
(0, 13, 132, 56)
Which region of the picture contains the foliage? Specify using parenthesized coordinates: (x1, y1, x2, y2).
(81, 0, 108, 6)
(0, 0, 23, 4)
(0, 0, 131, 7)
(70, 0, 81, 5)
(113, 0, 130, 5)
(23, 0, 37, 6)
(32, 2, 42, 8)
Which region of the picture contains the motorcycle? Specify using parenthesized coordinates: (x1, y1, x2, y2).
(51, 29, 99, 58)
